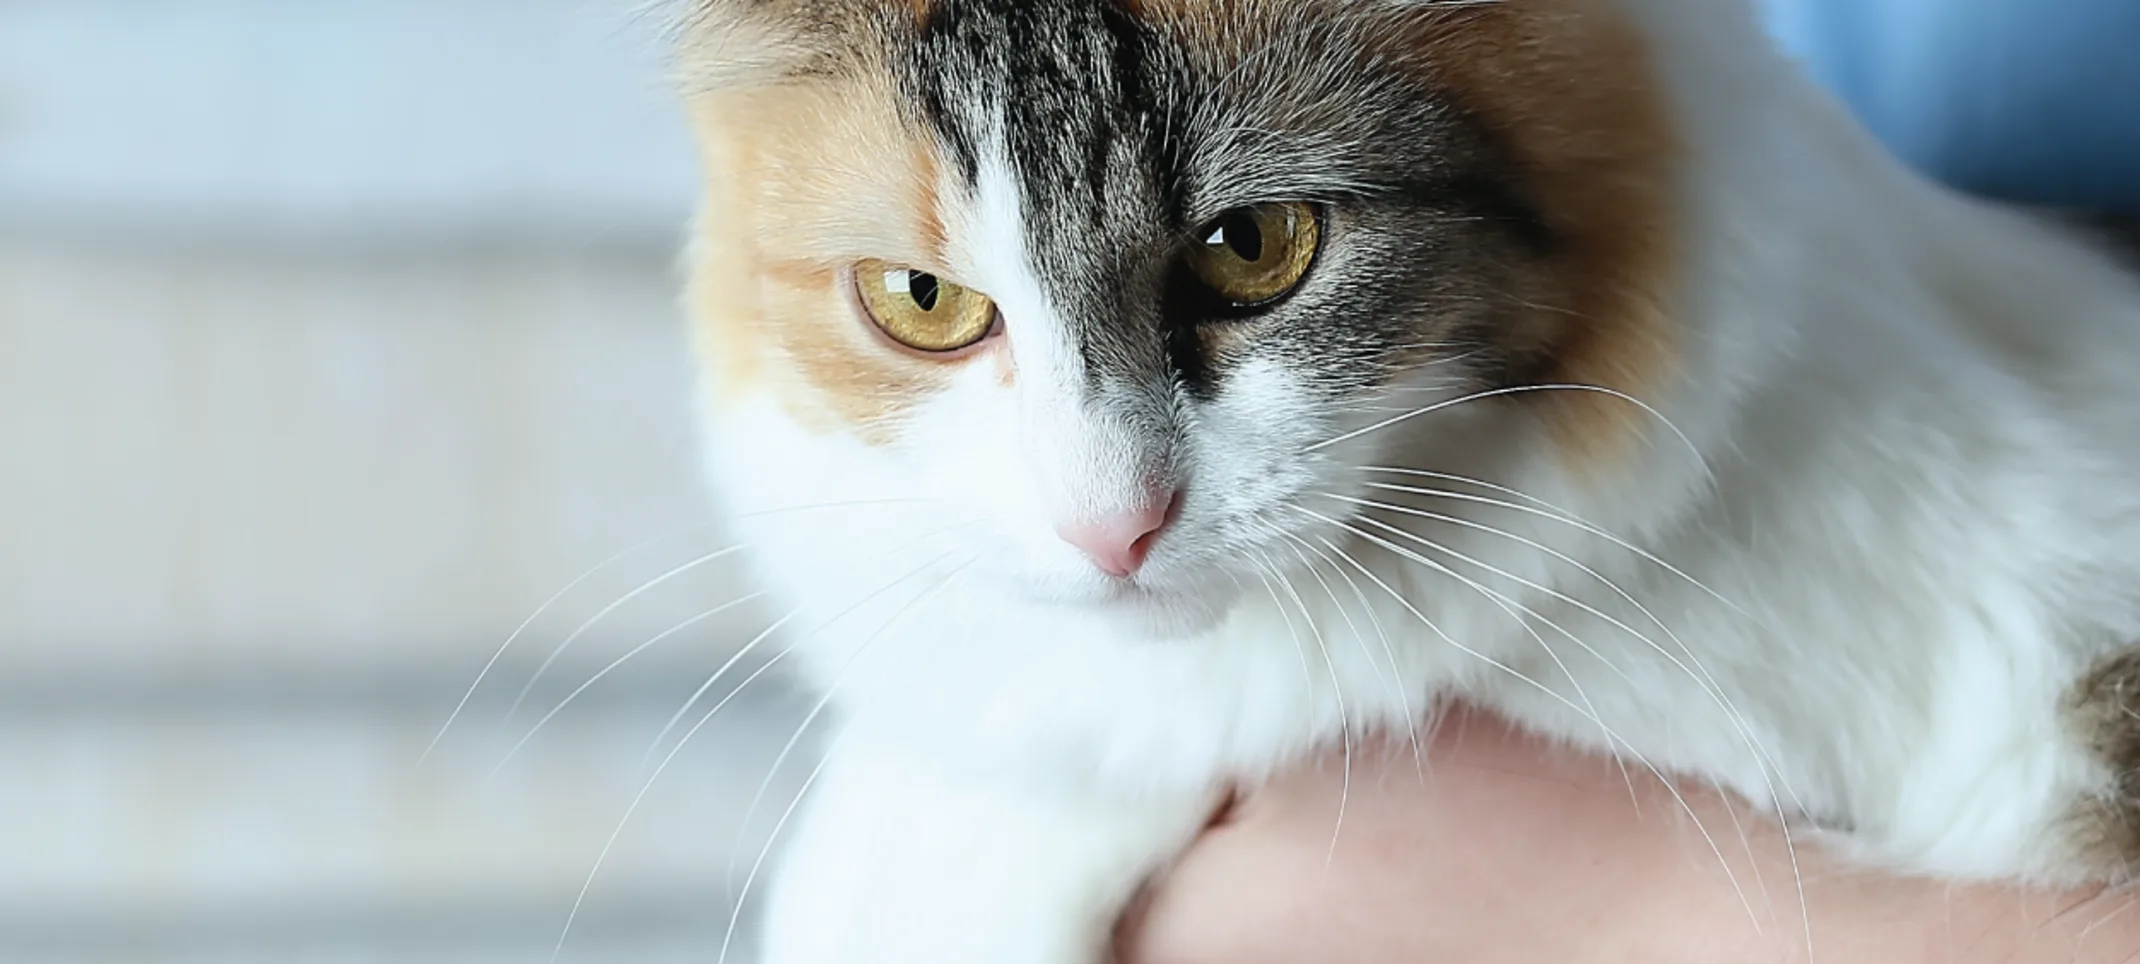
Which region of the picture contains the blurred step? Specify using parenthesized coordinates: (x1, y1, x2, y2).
(0, 672, 816, 964)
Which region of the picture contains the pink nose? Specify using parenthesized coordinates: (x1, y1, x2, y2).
(1056, 493, 1176, 578)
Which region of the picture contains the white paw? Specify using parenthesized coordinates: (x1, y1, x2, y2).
(752, 746, 1210, 964)
(758, 898, 1099, 964)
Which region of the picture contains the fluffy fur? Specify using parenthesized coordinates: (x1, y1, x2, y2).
(676, 0, 2140, 960)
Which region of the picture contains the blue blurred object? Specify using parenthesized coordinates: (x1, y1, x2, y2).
(1760, 0, 2140, 212)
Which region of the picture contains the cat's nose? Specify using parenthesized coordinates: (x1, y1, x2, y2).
(1056, 491, 1177, 578)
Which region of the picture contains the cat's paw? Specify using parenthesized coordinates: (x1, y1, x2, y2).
(756, 902, 1101, 964)
(752, 746, 1211, 964)
(753, 827, 1120, 964)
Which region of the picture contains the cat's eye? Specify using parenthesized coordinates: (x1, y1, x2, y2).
(853, 260, 999, 353)
(1183, 202, 1321, 308)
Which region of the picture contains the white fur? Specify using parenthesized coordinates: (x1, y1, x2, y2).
(696, 0, 2140, 960)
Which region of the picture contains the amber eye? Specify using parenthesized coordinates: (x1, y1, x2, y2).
(1183, 202, 1321, 307)
(854, 260, 998, 353)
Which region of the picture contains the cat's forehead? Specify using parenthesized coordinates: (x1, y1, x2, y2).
(687, 0, 1672, 233)
(898, 1, 1191, 334)
(896, 1, 1465, 216)
(888, 1, 1521, 345)
(683, 0, 1683, 452)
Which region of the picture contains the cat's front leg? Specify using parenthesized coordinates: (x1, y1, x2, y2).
(756, 739, 1215, 964)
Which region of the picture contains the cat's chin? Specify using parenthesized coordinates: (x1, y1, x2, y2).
(977, 562, 1241, 641)
(1055, 586, 1232, 642)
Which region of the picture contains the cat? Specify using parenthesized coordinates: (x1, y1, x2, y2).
(674, 0, 2140, 960)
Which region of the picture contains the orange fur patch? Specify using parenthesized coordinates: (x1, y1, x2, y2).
(1134, 0, 1683, 465)
(684, 71, 963, 444)
(2063, 649, 2140, 882)
(1394, 2, 1684, 466)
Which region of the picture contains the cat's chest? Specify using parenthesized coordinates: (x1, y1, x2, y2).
(773, 585, 1402, 797)
(765, 557, 1756, 801)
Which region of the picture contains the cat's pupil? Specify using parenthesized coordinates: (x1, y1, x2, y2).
(1214, 213, 1264, 263)
(907, 272, 941, 312)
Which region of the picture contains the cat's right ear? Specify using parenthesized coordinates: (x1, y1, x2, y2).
(671, 0, 897, 92)
(672, 1, 818, 92)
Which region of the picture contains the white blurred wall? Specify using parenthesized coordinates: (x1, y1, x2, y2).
(0, 0, 701, 239)
(0, 238, 732, 665)
(0, 4, 799, 962)
(0, 0, 736, 662)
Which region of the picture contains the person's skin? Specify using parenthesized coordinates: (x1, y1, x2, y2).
(1115, 705, 2140, 963)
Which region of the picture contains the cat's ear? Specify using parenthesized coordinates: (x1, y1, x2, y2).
(672, 0, 906, 92)
(671, 1, 814, 91)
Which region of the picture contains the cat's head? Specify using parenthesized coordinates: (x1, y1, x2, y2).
(681, 0, 1690, 640)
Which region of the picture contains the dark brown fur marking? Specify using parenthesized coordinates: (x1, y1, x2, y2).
(2066, 649, 2140, 879)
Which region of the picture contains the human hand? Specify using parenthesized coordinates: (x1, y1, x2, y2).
(1116, 705, 2140, 964)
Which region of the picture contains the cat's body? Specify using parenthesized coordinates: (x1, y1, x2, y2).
(679, 0, 2140, 959)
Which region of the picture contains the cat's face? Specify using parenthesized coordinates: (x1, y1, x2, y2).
(684, 0, 1679, 639)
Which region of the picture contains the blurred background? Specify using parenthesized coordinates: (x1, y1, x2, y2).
(2, 2, 809, 962)
(0, 1, 2131, 963)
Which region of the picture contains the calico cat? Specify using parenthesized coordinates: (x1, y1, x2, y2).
(675, 0, 2140, 960)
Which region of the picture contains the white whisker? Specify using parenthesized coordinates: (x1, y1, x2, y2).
(1320, 506, 1644, 812)
(421, 523, 715, 766)
(1268, 524, 1430, 784)
(506, 544, 754, 725)
(641, 525, 976, 767)
(1342, 485, 1801, 794)
(1331, 490, 1808, 926)
(1338, 503, 1783, 907)
(490, 590, 769, 780)
(718, 728, 842, 964)
(1256, 537, 1355, 867)
(1353, 477, 1803, 792)
(1247, 551, 1320, 700)
(1304, 384, 1705, 477)
(717, 559, 976, 964)
(1288, 505, 1762, 928)
(1360, 469, 1754, 620)
(548, 622, 798, 964)
(726, 556, 978, 882)
(642, 615, 797, 771)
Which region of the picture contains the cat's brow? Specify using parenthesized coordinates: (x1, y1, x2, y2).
(1178, 147, 1394, 224)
